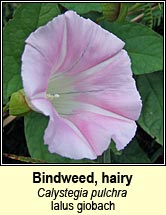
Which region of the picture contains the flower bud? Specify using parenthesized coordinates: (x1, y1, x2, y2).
(9, 89, 31, 116)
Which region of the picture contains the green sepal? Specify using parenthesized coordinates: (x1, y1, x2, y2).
(9, 89, 31, 116)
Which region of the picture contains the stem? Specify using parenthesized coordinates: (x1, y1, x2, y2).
(131, 5, 158, 22)
(3, 153, 46, 163)
(103, 146, 111, 163)
(3, 115, 17, 128)
(131, 13, 144, 22)
(128, 3, 143, 12)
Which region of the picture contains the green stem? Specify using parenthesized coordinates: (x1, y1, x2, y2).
(158, 3, 162, 10)
(103, 146, 111, 163)
(128, 3, 143, 12)
(3, 153, 46, 163)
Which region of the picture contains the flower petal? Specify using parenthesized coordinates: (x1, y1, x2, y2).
(51, 50, 142, 120)
(76, 89, 141, 120)
(21, 45, 51, 98)
(44, 115, 97, 160)
(24, 11, 124, 78)
(67, 111, 137, 152)
(24, 13, 67, 70)
(55, 11, 125, 75)
(31, 98, 55, 120)
(30, 98, 97, 159)
(22, 10, 127, 113)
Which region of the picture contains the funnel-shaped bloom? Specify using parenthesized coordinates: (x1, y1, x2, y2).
(21, 11, 142, 160)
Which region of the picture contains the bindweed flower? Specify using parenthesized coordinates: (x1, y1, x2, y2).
(21, 11, 142, 160)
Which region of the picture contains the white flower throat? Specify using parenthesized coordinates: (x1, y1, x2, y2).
(46, 75, 79, 116)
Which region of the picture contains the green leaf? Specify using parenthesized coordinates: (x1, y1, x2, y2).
(60, 3, 102, 14)
(111, 138, 152, 164)
(100, 21, 163, 74)
(24, 112, 93, 163)
(3, 3, 60, 103)
(136, 71, 163, 145)
(82, 11, 103, 23)
(102, 3, 128, 22)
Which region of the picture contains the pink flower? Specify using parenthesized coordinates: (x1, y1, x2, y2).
(21, 11, 142, 160)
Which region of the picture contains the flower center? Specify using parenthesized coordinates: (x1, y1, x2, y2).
(46, 93, 60, 99)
